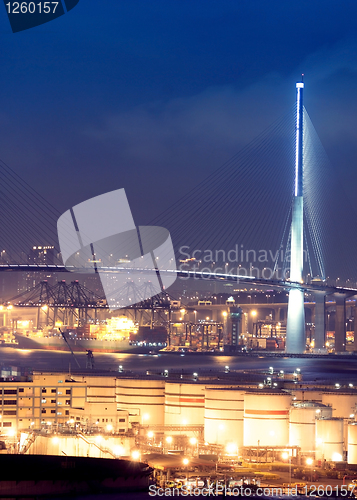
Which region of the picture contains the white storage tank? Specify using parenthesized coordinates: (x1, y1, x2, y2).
(321, 392, 357, 419)
(244, 391, 292, 447)
(289, 403, 332, 453)
(321, 392, 357, 449)
(348, 423, 357, 464)
(164, 382, 205, 427)
(204, 388, 245, 446)
(291, 390, 323, 403)
(116, 379, 165, 425)
(316, 418, 344, 462)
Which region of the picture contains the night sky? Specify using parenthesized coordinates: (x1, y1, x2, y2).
(0, 1, 357, 276)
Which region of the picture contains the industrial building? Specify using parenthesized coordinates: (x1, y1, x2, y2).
(2, 370, 357, 464)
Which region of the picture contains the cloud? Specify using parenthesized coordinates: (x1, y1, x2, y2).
(81, 38, 357, 221)
(86, 73, 290, 160)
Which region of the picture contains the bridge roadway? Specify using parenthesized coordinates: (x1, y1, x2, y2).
(0, 264, 356, 296)
(2, 265, 356, 352)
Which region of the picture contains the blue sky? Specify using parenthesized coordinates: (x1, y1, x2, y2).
(0, 0, 357, 228)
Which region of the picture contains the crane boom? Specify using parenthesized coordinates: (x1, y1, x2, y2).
(59, 328, 81, 368)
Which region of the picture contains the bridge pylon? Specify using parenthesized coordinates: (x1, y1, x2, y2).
(286, 80, 306, 353)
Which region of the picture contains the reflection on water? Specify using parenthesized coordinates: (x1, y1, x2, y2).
(0, 346, 355, 382)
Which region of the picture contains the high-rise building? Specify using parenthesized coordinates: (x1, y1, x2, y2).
(28, 246, 55, 265)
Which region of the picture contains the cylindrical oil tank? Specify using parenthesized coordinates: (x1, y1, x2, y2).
(321, 393, 357, 419)
(204, 388, 245, 446)
(291, 390, 323, 403)
(244, 392, 292, 447)
(321, 392, 357, 449)
(116, 379, 165, 425)
(164, 382, 205, 427)
(316, 418, 344, 462)
(289, 403, 332, 453)
(348, 423, 357, 464)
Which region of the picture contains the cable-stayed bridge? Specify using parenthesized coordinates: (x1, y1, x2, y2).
(0, 88, 354, 282)
(0, 81, 356, 354)
(0, 264, 355, 295)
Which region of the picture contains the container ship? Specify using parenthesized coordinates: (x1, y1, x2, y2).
(9, 317, 167, 353)
(13, 330, 142, 353)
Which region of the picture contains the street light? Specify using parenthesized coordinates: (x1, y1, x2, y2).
(164, 435, 173, 454)
(306, 458, 313, 483)
(183, 458, 189, 483)
(190, 437, 198, 456)
(226, 442, 239, 464)
(132, 450, 141, 461)
(282, 451, 291, 484)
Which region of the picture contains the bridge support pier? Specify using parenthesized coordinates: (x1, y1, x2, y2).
(241, 312, 247, 336)
(334, 293, 346, 352)
(286, 288, 305, 353)
(353, 299, 357, 351)
(247, 312, 254, 335)
(314, 291, 325, 350)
